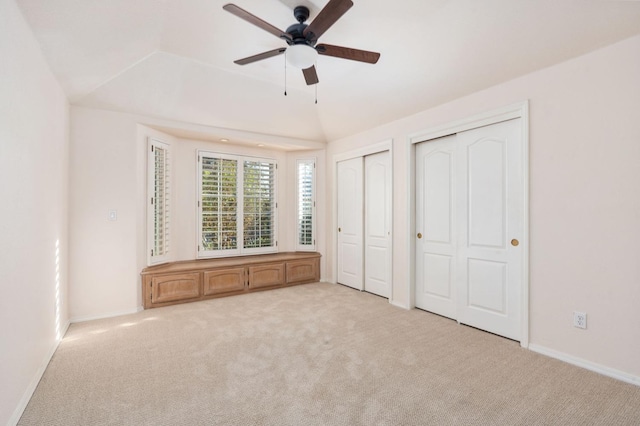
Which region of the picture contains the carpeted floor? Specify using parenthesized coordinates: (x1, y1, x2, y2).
(19, 282, 640, 425)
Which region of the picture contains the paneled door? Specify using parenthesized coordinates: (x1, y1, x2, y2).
(337, 157, 364, 290)
(415, 135, 458, 319)
(456, 119, 523, 340)
(364, 151, 391, 298)
(415, 119, 523, 341)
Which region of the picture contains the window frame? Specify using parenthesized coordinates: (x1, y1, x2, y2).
(197, 151, 278, 259)
(295, 158, 316, 251)
(147, 138, 171, 266)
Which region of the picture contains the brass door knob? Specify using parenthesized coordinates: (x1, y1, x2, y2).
(511, 239, 519, 247)
(417, 233, 423, 239)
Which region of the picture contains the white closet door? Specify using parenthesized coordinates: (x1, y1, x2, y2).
(364, 151, 391, 298)
(415, 118, 524, 341)
(457, 118, 523, 340)
(337, 157, 364, 290)
(415, 135, 458, 319)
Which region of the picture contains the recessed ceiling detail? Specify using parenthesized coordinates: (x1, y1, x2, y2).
(16, 0, 640, 143)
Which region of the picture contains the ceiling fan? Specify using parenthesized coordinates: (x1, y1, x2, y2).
(222, 0, 380, 85)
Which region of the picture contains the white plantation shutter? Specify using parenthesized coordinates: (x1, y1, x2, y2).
(296, 159, 315, 251)
(243, 160, 275, 249)
(148, 139, 171, 265)
(201, 156, 238, 254)
(198, 151, 277, 258)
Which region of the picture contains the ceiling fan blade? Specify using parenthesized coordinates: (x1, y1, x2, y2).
(303, 0, 353, 40)
(223, 4, 291, 41)
(316, 44, 380, 64)
(302, 65, 319, 85)
(234, 48, 286, 65)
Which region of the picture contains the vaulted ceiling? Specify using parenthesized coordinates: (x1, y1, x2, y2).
(16, 0, 640, 145)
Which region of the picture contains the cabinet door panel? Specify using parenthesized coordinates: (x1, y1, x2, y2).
(286, 258, 319, 284)
(203, 267, 246, 295)
(151, 272, 201, 304)
(249, 263, 285, 289)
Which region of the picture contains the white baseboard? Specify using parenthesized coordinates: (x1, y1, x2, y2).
(70, 306, 143, 324)
(8, 320, 71, 426)
(528, 344, 640, 387)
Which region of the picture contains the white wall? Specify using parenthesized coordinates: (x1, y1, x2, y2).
(69, 107, 140, 321)
(69, 106, 324, 320)
(0, 0, 70, 424)
(326, 35, 640, 380)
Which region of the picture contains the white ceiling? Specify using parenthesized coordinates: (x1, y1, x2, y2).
(16, 0, 640, 145)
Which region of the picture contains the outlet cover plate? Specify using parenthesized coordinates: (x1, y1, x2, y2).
(573, 311, 587, 329)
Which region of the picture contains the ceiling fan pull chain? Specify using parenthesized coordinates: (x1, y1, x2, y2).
(314, 61, 318, 105)
(284, 51, 288, 96)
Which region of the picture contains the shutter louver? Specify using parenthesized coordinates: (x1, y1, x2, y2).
(197, 152, 277, 258)
(153, 147, 170, 256)
(243, 160, 275, 249)
(298, 162, 313, 245)
(201, 157, 238, 251)
(148, 139, 171, 265)
(296, 160, 315, 250)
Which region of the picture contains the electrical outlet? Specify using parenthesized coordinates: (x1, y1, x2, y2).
(573, 311, 587, 329)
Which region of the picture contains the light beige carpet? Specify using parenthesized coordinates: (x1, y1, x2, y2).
(19, 282, 640, 425)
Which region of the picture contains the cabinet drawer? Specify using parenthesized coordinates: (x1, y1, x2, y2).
(203, 267, 246, 295)
(286, 258, 320, 284)
(151, 272, 201, 304)
(249, 263, 285, 289)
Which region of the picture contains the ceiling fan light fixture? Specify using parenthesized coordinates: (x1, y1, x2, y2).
(286, 44, 318, 69)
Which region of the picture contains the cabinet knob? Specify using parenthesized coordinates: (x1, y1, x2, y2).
(417, 233, 423, 239)
(511, 239, 519, 247)
(338, 227, 341, 232)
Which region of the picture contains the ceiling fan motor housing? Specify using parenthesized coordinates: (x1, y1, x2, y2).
(286, 23, 314, 45)
(287, 6, 316, 46)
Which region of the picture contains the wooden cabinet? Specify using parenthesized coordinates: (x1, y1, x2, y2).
(286, 258, 320, 284)
(249, 263, 285, 289)
(150, 272, 200, 304)
(141, 252, 320, 309)
(203, 267, 246, 296)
